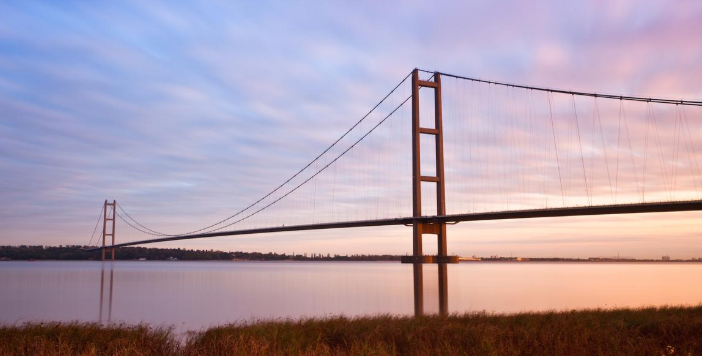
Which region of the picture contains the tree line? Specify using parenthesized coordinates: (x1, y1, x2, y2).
(0, 245, 402, 261)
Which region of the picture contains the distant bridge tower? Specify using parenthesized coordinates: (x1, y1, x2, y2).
(102, 200, 117, 260)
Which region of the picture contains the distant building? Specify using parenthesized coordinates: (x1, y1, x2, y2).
(662, 255, 671, 261)
(459, 256, 481, 261)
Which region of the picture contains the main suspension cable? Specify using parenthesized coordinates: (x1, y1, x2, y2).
(116, 71, 414, 237)
(206, 95, 413, 233)
(117, 203, 169, 236)
(87, 204, 104, 247)
(419, 69, 702, 106)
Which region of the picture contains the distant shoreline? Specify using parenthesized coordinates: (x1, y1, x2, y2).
(2, 245, 700, 263)
(2, 258, 702, 263)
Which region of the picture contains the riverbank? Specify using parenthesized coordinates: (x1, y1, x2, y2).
(1, 306, 701, 355)
(0, 245, 401, 262)
(4, 245, 701, 263)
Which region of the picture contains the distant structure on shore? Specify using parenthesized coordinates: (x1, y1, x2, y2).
(588, 257, 635, 262)
(459, 256, 482, 261)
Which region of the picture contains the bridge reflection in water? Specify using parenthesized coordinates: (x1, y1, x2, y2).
(412, 263, 449, 316)
(95, 261, 447, 321)
(98, 262, 114, 324)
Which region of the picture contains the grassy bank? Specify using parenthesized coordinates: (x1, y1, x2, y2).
(2, 306, 701, 355)
(0, 322, 178, 356)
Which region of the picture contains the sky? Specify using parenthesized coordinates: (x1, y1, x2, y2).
(1, 0, 702, 259)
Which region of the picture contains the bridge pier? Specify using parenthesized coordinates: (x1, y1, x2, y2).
(413, 263, 423, 316)
(410, 260, 450, 316)
(401, 255, 459, 264)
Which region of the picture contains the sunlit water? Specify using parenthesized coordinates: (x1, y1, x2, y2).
(1, 261, 701, 333)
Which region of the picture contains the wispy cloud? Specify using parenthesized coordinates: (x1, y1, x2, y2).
(1, 0, 701, 258)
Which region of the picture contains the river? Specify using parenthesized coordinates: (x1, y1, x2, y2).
(1, 260, 701, 333)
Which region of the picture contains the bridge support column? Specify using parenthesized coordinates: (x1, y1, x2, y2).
(401, 69, 457, 265)
(413, 263, 424, 316)
(438, 263, 448, 316)
(411, 258, 450, 317)
(101, 200, 117, 261)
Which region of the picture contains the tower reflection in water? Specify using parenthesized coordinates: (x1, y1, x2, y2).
(413, 263, 449, 316)
(98, 262, 114, 323)
(95, 261, 449, 321)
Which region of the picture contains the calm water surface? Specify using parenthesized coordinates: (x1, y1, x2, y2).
(1, 261, 701, 332)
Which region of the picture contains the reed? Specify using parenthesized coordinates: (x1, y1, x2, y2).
(183, 306, 702, 355)
(0, 322, 178, 356)
(2, 306, 701, 355)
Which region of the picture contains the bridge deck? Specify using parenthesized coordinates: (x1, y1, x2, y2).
(88, 200, 702, 251)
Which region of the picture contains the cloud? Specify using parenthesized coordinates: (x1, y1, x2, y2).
(1, 0, 701, 258)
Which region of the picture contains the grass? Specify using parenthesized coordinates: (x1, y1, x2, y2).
(0, 322, 178, 356)
(2, 306, 701, 355)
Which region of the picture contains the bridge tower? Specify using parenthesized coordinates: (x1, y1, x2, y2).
(101, 200, 117, 260)
(403, 69, 456, 315)
(400, 70, 457, 264)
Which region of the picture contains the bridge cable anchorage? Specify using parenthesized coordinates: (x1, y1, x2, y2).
(87, 204, 105, 247)
(420, 69, 702, 106)
(114, 70, 415, 238)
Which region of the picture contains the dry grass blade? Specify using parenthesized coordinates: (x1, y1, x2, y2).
(2, 306, 701, 355)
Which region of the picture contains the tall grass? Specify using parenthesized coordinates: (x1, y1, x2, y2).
(183, 306, 702, 355)
(2, 306, 701, 355)
(0, 322, 178, 356)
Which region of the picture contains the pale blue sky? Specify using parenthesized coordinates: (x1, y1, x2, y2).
(1, 1, 702, 258)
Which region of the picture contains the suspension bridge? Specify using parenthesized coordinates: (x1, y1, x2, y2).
(87, 69, 702, 264)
